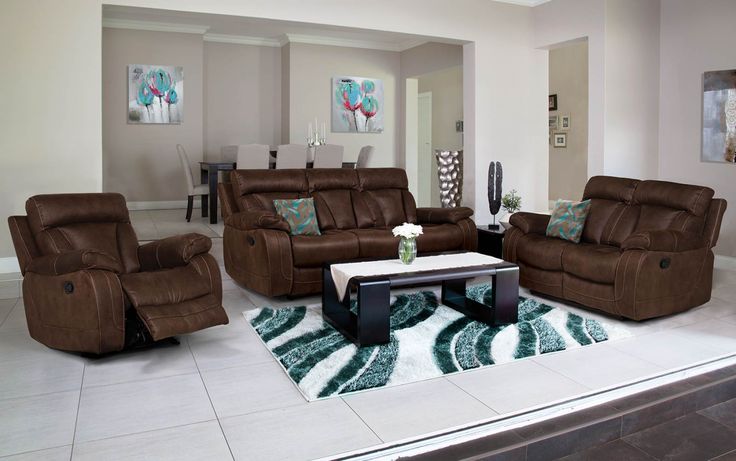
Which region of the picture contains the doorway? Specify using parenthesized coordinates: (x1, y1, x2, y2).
(548, 40, 588, 205)
(417, 92, 433, 207)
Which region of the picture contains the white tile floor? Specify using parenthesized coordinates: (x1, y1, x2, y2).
(0, 209, 734, 460)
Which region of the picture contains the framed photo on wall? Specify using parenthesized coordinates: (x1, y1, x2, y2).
(553, 132, 567, 148)
(702, 69, 736, 163)
(560, 115, 570, 130)
(548, 115, 558, 130)
(549, 94, 558, 111)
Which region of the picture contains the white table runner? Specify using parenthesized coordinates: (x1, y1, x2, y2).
(330, 252, 504, 301)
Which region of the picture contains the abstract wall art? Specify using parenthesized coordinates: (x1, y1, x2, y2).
(128, 64, 183, 124)
(703, 69, 736, 163)
(332, 76, 383, 133)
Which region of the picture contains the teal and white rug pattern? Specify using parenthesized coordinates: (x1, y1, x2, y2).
(244, 284, 632, 401)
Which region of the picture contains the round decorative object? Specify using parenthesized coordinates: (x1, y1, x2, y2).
(398, 237, 417, 265)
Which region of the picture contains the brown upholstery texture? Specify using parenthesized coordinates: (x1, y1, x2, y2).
(220, 168, 477, 296)
(504, 175, 727, 320)
(8, 193, 228, 354)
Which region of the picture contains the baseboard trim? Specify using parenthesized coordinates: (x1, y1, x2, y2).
(715, 254, 736, 271)
(0, 257, 20, 275)
(127, 200, 201, 211)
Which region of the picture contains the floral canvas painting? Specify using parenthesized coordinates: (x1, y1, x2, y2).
(128, 64, 183, 124)
(703, 69, 736, 163)
(332, 76, 383, 133)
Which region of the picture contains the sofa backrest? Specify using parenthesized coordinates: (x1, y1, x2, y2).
(228, 167, 418, 230)
(357, 168, 417, 227)
(231, 170, 307, 212)
(581, 175, 715, 247)
(24, 193, 140, 274)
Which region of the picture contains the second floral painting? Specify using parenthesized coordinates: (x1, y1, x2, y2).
(128, 64, 183, 124)
(332, 76, 384, 133)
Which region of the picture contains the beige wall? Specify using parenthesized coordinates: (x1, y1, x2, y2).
(0, 0, 102, 261)
(102, 28, 204, 202)
(204, 42, 281, 158)
(288, 43, 401, 166)
(604, 0, 659, 179)
(659, 0, 736, 256)
(535, 0, 660, 182)
(418, 66, 464, 207)
(1, 0, 546, 261)
(549, 41, 588, 202)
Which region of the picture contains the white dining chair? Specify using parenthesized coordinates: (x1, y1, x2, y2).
(177, 144, 209, 222)
(313, 144, 344, 168)
(236, 144, 271, 169)
(356, 145, 374, 168)
(276, 144, 308, 169)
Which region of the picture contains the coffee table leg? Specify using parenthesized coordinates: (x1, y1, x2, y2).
(322, 267, 356, 341)
(492, 266, 519, 324)
(357, 279, 391, 346)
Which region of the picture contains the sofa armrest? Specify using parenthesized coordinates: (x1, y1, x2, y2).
(621, 230, 707, 253)
(138, 233, 212, 271)
(225, 210, 290, 233)
(416, 207, 474, 224)
(26, 249, 121, 275)
(509, 212, 550, 235)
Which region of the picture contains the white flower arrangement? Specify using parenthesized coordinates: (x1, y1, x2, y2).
(392, 223, 423, 239)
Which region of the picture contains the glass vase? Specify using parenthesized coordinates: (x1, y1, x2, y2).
(398, 237, 417, 265)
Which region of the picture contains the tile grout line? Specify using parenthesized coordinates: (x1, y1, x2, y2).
(443, 376, 501, 414)
(340, 396, 386, 444)
(69, 363, 86, 460)
(0, 297, 22, 329)
(186, 337, 236, 461)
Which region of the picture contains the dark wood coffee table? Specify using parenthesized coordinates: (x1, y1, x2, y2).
(321, 256, 519, 347)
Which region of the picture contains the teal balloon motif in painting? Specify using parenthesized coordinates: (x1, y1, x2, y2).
(128, 64, 183, 124)
(332, 76, 383, 133)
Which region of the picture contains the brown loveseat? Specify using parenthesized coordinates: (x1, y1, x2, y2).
(503, 176, 727, 320)
(8, 193, 229, 354)
(219, 168, 477, 297)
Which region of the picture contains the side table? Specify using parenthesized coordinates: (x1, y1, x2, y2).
(478, 226, 505, 258)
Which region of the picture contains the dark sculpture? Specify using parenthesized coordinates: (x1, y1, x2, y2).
(488, 161, 503, 230)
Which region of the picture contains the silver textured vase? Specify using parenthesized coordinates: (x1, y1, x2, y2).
(434, 150, 463, 208)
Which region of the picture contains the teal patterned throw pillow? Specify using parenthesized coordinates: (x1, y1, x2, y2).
(273, 198, 321, 236)
(545, 199, 591, 243)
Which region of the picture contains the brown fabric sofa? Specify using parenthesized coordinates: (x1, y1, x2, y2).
(219, 168, 478, 297)
(8, 193, 229, 354)
(503, 176, 727, 320)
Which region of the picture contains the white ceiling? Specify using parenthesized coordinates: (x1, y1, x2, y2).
(102, 6, 467, 52)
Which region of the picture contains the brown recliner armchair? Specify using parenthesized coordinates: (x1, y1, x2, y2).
(503, 176, 727, 320)
(8, 193, 229, 354)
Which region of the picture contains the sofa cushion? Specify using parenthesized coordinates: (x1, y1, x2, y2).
(515, 234, 572, 271)
(291, 231, 359, 267)
(120, 265, 210, 307)
(416, 224, 464, 253)
(273, 198, 321, 236)
(561, 243, 621, 284)
(545, 199, 591, 243)
(348, 228, 398, 259)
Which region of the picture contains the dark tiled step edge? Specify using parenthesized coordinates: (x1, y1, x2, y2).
(403, 363, 736, 461)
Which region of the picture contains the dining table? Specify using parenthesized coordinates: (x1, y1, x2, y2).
(199, 158, 357, 224)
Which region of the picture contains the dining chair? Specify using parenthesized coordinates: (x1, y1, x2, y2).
(356, 145, 374, 168)
(276, 144, 308, 169)
(176, 144, 209, 222)
(313, 144, 344, 168)
(236, 144, 271, 169)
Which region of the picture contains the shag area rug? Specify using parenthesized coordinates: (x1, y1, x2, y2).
(245, 284, 631, 400)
